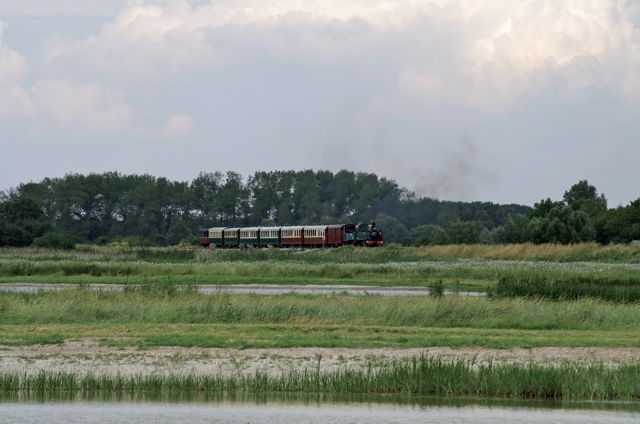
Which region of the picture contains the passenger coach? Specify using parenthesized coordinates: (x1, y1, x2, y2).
(198, 222, 380, 248)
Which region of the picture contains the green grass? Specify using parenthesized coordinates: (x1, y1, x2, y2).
(2, 290, 640, 348)
(1, 244, 640, 349)
(2, 323, 639, 349)
(2, 245, 640, 293)
(5, 289, 640, 329)
(3, 356, 640, 401)
(493, 275, 640, 302)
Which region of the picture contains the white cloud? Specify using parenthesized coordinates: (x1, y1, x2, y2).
(160, 113, 194, 138)
(0, 21, 34, 117)
(0, 84, 34, 118)
(2, 1, 640, 205)
(396, 0, 640, 111)
(31, 79, 134, 133)
(44, 0, 640, 112)
(0, 25, 27, 83)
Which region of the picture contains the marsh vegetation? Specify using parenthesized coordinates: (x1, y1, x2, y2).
(2, 243, 640, 400)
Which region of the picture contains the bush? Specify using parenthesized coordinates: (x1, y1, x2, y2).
(429, 280, 445, 297)
(109, 236, 154, 247)
(32, 232, 76, 250)
(0, 222, 33, 247)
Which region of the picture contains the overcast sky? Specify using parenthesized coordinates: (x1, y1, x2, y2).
(1, 0, 639, 206)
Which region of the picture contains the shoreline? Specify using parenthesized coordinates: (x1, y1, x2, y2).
(3, 341, 640, 378)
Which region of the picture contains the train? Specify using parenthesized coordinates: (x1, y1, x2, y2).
(198, 222, 383, 248)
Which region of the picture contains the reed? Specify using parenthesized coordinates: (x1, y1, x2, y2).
(3, 357, 640, 400)
(3, 290, 640, 334)
(2, 252, 640, 294)
(493, 275, 640, 303)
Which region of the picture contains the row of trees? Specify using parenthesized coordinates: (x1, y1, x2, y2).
(1, 171, 638, 247)
(410, 180, 640, 246)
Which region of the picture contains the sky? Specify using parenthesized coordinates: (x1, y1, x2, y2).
(1, 0, 639, 207)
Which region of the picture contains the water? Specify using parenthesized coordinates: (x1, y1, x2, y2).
(2, 400, 639, 424)
(0, 283, 482, 296)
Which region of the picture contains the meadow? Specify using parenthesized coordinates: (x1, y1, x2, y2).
(1, 243, 640, 293)
(2, 243, 640, 400)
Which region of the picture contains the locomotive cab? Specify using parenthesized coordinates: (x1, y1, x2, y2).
(355, 222, 384, 247)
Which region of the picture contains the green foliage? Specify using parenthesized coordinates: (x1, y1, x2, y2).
(447, 220, 486, 244)
(4, 172, 640, 247)
(32, 232, 76, 250)
(493, 215, 529, 243)
(528, 199, 596, 244)
(410, 224, 450, 246)
(136, 248, 196, 262)
(596, 199, 640, 244)
(3, 170, 531, 247)
(372, 213, 408, 243)
(563, 180, 607, 218)
(493, 275, 640, 303)
(0, 222, 32, 247)
(429, 280, 444, 297)
(4, 358, 640, 400)
(0, 196, 51, 247)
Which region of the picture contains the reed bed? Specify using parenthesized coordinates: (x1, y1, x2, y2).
(494, 275, 640, 303)
(2, 289, 640, 331)
(2, 356, 640, 401)
(414, 243, 640, 263)
(2, 254, 640, 292)
(3, 242, 640, 263)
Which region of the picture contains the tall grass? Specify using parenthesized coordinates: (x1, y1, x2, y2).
(2, 357, 640, 400)
(415, 243, 640, 263)
(493, 275, 640, 303)
(2, 289, 640, 331)
(4, 242, 640, 264)
(2, 254, 640, 292)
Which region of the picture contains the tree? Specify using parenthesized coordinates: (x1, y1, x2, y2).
(218, 171, 249, 226)
(447, 220, 486, 244)
(563, 180, 607, 218)
(373, 213, 408, 244)
(493, 214, 529, 243)
(596, 199, 640, 244)
(527, 203, 595, 244)
(0, 195, 51, 246)
(410, 224, 450, 245)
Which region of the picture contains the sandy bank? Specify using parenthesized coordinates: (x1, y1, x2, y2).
(2, 341, 640, 377)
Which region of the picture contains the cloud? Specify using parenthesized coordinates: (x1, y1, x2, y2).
(396, 0, 640, 111)
(0, 84, 34, 118)
(31, 79, 134, 133)
(2, 1, 640, 205)
(0, 21, 35, 117)
(160, 113, 194, 138)
(0, 23, 28, 83)
(44, 0, 640, 112)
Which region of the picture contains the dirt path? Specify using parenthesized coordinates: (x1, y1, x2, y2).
(2, 341, 640, 377)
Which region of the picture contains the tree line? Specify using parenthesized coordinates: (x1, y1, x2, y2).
(0, 171, 637, 247)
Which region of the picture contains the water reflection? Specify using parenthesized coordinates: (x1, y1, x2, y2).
(2, 393, 640, 424)
(2, 399, 640, 424)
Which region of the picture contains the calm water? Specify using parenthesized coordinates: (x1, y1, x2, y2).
(2, 400, 640, 424)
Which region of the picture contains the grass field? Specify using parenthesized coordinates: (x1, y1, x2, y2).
(2, 243, 640, 399)
(2, 289, 640, 348)
(1, 244, 640, 293)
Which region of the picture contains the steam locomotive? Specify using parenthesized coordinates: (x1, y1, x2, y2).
(198, 222, 383, 248)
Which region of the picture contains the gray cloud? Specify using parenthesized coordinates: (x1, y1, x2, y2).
(1, 0, 639, 206)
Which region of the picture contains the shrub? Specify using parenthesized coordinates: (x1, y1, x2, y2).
(32, 232, 76, 250)
(429, 280, 445, 297)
